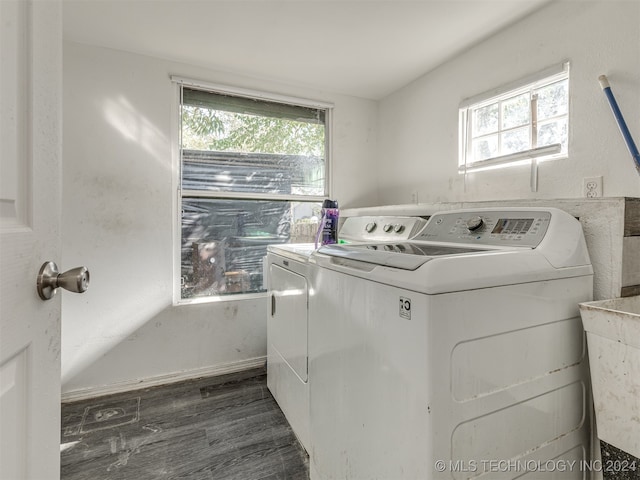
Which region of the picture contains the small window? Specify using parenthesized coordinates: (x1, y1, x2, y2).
(459, 63, 569, 171)
(174, 80, 331, 302)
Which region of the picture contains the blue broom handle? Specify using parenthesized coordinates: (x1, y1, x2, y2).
(598, 75, 640, 173)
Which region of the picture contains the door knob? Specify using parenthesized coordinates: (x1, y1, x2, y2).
(37, 261, 90, 300)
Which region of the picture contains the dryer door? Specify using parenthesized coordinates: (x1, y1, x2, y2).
(269, 264, 308, 382)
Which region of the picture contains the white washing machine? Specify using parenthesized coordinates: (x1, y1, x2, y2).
(308, 207, 594, 480)
(266, 215, 427, 453)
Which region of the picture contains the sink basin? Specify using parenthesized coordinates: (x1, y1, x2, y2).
(579, 295, 640, 458)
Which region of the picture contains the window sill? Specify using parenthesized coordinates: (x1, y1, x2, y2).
(459, 144, 564, 173)
(174, 291, 268, 306)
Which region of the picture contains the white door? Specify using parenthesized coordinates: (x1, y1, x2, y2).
(0, 1, 63, 479)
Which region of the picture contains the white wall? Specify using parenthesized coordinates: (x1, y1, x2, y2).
(61, 41, 378, 394)
(377, 1, 640, 205)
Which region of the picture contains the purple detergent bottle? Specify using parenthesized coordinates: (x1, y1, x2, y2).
(315, 199, 339, 247)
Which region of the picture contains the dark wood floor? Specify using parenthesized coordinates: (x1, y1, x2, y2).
(60, 367, 309, 480)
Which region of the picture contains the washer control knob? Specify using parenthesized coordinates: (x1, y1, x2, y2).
(466, 216, 484, 231)
(393, 224, 404, 233)
(383, 224, 393, 233)
(365, 222, 377, 233)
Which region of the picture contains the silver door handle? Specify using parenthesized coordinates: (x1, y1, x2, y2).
(37, 261, 90, 300)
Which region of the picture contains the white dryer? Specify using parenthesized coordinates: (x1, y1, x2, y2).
(266, 215, 426, 453)
(308, 207, 594, 480)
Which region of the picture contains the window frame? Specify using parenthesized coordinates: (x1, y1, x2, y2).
(458, 62, 570, 172)
(171, 76, 333, 304)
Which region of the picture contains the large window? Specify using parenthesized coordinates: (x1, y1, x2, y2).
(174, 80, 331, 301)
(459, 63, 569, 171)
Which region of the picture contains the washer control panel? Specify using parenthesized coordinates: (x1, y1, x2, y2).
(340, 216, 427, 242)
(415, 210, 552, 247)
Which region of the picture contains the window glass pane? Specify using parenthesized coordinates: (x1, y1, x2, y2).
(472, 135, 498, 161)
(472, 103, 499, 136)
(535, 79, 568, 120)
(178, 85, 328, 300)
(181, 88, 326, 195)
(182, 106, 325, 157)
(181, 198, 321, 299)
(501, 93, 530, 129)
(537, 118, 568, 150)
(460, 64, 569, 168)
(501, 127, 530, 154)
(182, 150, 324, 196)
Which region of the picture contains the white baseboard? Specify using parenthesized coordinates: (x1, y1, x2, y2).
(61, 356, 267, 403)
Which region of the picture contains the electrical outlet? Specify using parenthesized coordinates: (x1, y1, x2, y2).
(583, 176, 603, 198)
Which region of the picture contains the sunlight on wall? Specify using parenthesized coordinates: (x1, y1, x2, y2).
(62, 93, 174, 389)
(101, 95, 171, 166)
(61, 290, 172, 387)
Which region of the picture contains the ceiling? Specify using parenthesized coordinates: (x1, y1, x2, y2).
(62, 0, 553, 100)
